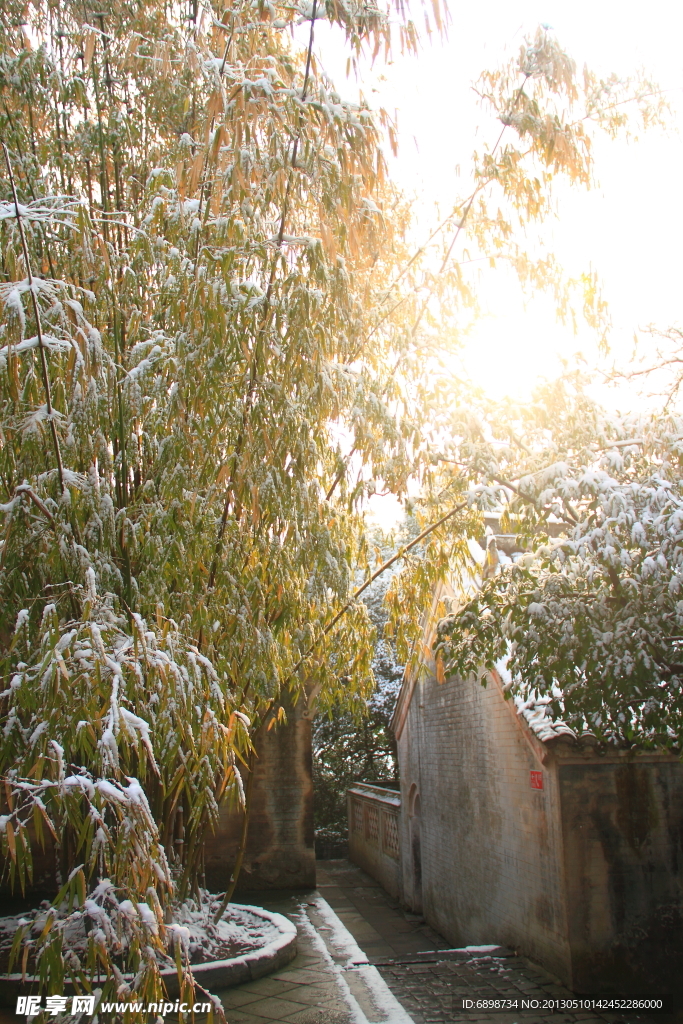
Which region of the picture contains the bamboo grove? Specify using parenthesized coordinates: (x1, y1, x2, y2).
(0, 0, 665, 1011)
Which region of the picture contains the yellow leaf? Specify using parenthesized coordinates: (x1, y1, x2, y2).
(56, 651, 70, 681)
(5, 820, 16, 861)
(83, 29, 96, 67)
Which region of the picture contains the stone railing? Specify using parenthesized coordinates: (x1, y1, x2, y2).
(347, 783, 401, 898)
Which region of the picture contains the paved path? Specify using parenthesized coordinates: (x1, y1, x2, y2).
(217, 887, 411, 1024)
(0, 860, 675, 1024)
(313, 861, 675, 1024)
(315, 860, 450, 962)
(217, 896, 354, 1024)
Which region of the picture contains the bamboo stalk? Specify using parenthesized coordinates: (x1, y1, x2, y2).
(1, 101, 57, 280)
(203, 0, 319, 608)
(2, 143, 65, 493)
(212, 747, 256, 923)
(283, 497, 470, 688)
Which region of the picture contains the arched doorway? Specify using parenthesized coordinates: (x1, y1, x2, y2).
(408, 784, 423, 913)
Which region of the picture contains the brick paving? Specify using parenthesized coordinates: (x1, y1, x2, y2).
(317, 860, 676, 1024)
(316, 859, 450, 961)
(0, 861, 673, 1024)
(375, 949, 607, 1024)
(217, 892, 355, 1024)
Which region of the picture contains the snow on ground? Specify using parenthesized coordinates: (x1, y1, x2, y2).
(0, 892, 291, 976)
(303, 897, 415, 1024)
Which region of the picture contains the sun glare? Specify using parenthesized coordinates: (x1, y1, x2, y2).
(303, 0, 683, 411)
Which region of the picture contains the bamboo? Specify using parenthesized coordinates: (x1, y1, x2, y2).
(212, 747, 256, 922)
(2, 144, 65, 493)
(215, 496, 470, 923)
(284, 497, 470, 687)
(203, 0, 319, 604)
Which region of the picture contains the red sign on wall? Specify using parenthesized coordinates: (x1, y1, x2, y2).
(530, 770, 544, 790)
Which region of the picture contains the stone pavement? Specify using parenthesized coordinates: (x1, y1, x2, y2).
(216, 896, 355, 1024)
(217, 886, 412, 1024)
(0, 860, 675, 1024)
(313, 861, 675, 1024)
(315, 860, 450, 961)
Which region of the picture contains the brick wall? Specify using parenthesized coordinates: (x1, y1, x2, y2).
(347, 784, 401, 897)
(2, 695, 316, 900)
(397, 668, 573, 983)
(395, 662, 683, 994)
(203, 689, 316, 891)
(558, 758, 683, 994)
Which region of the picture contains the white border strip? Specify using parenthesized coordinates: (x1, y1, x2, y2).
(299, 897, 415, 1024)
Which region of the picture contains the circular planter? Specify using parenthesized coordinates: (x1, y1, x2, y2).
(0, 904, 297, 1006)
(161, 905, 297, 997)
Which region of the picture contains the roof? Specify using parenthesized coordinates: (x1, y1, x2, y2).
(347, 783, 401, 807)
(513, 694, 577, 743)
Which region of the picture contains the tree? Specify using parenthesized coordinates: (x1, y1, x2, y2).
(0, 0, 661, 1009)
(0, 0, 441, 1005)
(431, 377, 683, 748)
(313, 527, 407, 847)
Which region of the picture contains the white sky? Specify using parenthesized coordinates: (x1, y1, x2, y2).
(298, 0, 683, 408)
(292, 0, 683, 528)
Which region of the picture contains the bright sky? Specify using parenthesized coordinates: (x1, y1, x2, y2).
(299, 0, 683, 408)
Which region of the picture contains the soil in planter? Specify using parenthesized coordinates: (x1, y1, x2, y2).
(0, 892, 282, 977)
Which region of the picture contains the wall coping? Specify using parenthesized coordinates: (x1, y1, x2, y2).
(347, 783, 401, 807)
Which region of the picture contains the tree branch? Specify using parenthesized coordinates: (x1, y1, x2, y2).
(284, 497, 470, 686)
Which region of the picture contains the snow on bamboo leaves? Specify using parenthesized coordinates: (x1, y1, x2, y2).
(0, 0, 446, 1007)
(433, 388, 683, 748)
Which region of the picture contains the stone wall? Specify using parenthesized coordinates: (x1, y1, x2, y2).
(2, 695, 315, 899)
(558, 757, 683, 994)
(395, 666, 573, 983)
(393, 655, 683, 995)
(204, 690, 316, 891)
(347, 784, 401, 898)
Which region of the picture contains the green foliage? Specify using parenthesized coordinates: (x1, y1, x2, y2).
(313, 529, 405, 843)
(432, 378, 683, 747)
(0, 0, 664, 1007)
(0, 0, 449, 1005)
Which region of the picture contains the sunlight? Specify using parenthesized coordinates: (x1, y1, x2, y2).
(460, 308, 579, 402)
(303, 0, 683, 410)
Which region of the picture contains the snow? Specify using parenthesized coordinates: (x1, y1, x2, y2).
(0, 896, 294, 980)
(300, 898, 414, 1024)
(493, 656, 513, 688)
(348, 783, 400, 808)
(168, 900, 291, 964)
(0, 199, 79, 226)
(95, 779, 125, 802)
(311, 896, 368, 967)
(493, 642, 576, 744)
(119, 708, 158, 770)
(62, 775, 95, 797)
(459, 944, 502, 953)
(0, 333, 71, 357)
(514, 694, 576, 743)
